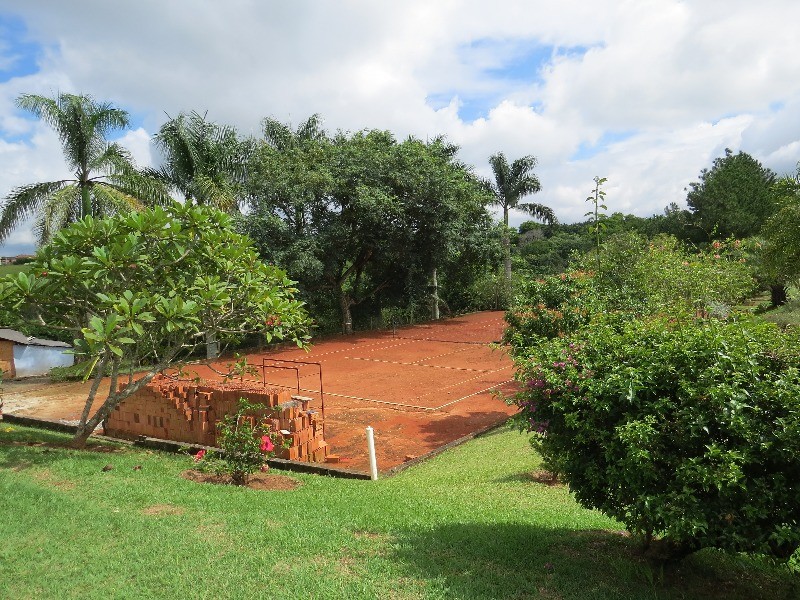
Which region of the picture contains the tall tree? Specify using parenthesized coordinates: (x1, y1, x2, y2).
(243, 120, 493, 333)
(0, 92, 166, 246)
(686, 148, 777, 239)
(485, 152, 556, 283)
(760, 169, 800, 306)
(150, 111, 251, 212)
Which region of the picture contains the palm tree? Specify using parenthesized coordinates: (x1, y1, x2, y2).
(262, 113, 326, 151)
(0, 92, 167, 246)
(149, 111, 251, 212)
(486, 152, 557, 282)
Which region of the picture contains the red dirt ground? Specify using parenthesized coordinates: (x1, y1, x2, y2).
(3, 311, 519, 473)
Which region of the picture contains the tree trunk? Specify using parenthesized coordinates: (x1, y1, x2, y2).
(339, 292, 354, 335)
(502, 206, 512, 284)
(431, 267, 440, 320)
(70, 352, 175, 448)
(80, 177, 92, 219)
(770, 284, 788, 308)
(206, 330, 219, 359)
(71, 356, 109, 446)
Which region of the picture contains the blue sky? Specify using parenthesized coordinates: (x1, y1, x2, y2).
(0, 14, 40, 83)
(1, 0, 799, 256)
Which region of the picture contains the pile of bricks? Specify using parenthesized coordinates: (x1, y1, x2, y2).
(104, 375, 330, 463)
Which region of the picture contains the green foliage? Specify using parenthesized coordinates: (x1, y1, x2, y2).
(761, 175, 800, 287)
(193, 398, 278, 485)
(149, 111, 252, 212)
(243, 121, 496, 332)
(0, 202, 309, 445)
(760, 295, 800, 330)
(0, 92, 167, 246)
(504, 271, 594, 350)
(464, 270, 513, 311)
(510, 315, 800, 559)
(507, 234, 794, 560)
(686, 149, 778, 239)
(506, 233, 755, 353)
(585, 175, 608, 261)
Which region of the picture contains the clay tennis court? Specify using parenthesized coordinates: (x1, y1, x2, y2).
(4, 311, 519, 473)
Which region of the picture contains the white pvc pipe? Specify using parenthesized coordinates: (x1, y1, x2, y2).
(366, 426, 378, 481)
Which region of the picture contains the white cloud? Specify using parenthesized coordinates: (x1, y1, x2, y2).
(1, 0, 800, 252)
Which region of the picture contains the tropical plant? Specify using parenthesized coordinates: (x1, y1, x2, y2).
(193, 398, 278, 485)
(0, 202, 310, 447)
(585, 175, 608, 268)
(510, 314, 800, 560)
(485, 152, 556, 283)
(149, 111, 251, 211)
(0, 92, 167, 246)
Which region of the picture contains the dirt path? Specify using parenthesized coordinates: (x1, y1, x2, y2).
(2, 312, 519, 473)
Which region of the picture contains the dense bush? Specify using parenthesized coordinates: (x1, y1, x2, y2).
(505, 233, 755, 353)
(511, 315, 800, 559)
(504, 271, 594, 351)
(507, 233, 797, 560)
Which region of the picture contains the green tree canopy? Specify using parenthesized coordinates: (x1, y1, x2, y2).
(150, 111, 252, 211)
(0, 92, 167, 246)
(242, 120, 494, 333)
(485, 152, 556, 283)
(686, 148, 777, 239)
(0, 203, 309, 447)
(761, 170, 800, 292)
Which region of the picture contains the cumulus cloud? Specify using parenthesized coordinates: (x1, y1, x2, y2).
(1, 0, 799, 249)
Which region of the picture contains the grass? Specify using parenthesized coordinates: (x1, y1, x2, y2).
(0, 263, 30, 276)
(760, 297, 800, 330)
(0, 425, 797, 599)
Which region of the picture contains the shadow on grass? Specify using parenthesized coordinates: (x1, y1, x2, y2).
(0, 426, 125, 472)
(390, 522, 799, 600)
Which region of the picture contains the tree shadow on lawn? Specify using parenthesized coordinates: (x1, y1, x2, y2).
(0, 430, 126, 473)
(390, 522, 799, 600)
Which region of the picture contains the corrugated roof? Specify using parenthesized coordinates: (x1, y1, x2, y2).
(0, 328, 71, 348)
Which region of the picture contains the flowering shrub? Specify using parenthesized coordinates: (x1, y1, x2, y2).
(503, 271, 594, 353)
(511, 315, 800, 559)
(194, 398, 278, 485)
(505, 234, 755, 354)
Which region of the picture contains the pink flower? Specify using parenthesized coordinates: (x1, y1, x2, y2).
(193, 449, 206, 462)
(260, 435, 274, 453)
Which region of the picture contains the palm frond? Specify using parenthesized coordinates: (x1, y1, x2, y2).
(518, 202, 557, 225)
(34, 184, 81, 245)
(193, 174, 238, 212)
(0, 180, 73, 244)
(487, 152, 541, 209)
(91, 182, 143, 216)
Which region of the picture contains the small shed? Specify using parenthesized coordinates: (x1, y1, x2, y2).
(0, 329, 73, 379)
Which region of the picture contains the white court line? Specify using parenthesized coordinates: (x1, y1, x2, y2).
(289, 373, 515, 412)
(344, 356, 492, 373)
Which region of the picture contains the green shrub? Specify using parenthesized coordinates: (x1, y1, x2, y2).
(193, 398, 278, 485)
(503, 270, 594, 351)
(511, 315, 800, 559)
(505, 234, 756, 354)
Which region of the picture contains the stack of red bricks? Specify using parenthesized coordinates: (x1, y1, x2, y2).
(268, 397, 328, 462)
(104, 375, 330, 463)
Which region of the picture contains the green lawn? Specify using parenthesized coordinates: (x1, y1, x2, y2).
(0, 263, 30, 276)
(0, 425, 796, 599)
